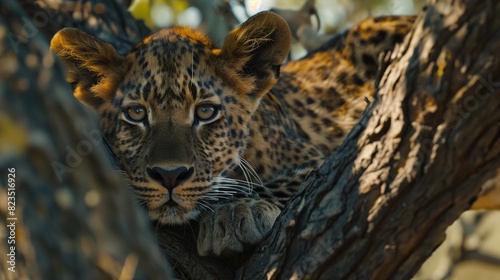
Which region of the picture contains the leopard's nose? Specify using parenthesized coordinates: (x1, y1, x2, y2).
(147, 166, 194, 190)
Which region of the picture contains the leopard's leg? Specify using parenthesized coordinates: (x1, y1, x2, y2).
(197, 167, 313, 257)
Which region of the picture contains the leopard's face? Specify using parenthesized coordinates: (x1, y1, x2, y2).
(50, 13, 291, 224)
(100, 34, 259, 223)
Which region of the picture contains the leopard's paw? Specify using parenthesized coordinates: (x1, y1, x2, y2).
(197, 199, 280, 257)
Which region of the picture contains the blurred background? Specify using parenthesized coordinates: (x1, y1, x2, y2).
(126, 1, 500, 279)
(128, 0, 425, 59)
(128, 0, 423, 30)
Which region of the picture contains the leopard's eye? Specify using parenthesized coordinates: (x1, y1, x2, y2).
(195, 104, 219, 122)
(125, 106, 147, 122)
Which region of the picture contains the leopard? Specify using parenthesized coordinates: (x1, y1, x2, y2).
(50, 11, 415, 257)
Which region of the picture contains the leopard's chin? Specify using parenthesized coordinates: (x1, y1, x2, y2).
(149, 203, 200, 225)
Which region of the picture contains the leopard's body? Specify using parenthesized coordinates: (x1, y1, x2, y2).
(244, 16, 415, 207)
(51, 13, 415, 256)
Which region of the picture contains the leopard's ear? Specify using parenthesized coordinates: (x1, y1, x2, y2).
(219, 11, 291, 97)
(50, 28, 126, 109)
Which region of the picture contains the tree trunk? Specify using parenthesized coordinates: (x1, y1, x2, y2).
(1, 0, 498, 279)
(0, 1, 172, 279)
(239, 1, 500, 278)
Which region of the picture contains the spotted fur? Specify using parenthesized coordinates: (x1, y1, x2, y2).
(51, 12, 415, 257)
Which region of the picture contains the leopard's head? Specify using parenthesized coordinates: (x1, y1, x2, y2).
(50, 12, 291, 224)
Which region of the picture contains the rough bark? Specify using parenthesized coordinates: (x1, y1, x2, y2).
(1, 0, 498, 279)
(240, 0, 500, 278)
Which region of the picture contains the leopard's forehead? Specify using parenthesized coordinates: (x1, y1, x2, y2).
(119, 28, 224, 109)
(136, 27, 216, 51)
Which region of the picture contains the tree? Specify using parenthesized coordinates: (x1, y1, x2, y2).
(0, 0, 498, 279)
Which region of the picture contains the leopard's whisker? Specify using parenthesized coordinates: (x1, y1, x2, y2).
(209, 190, 238, 196)
(211, 186, 240, 192)
(213, 177, 260, 196)
(203, 197, 228, 203)
(212, 183, 253, 196)
(240, 157, 264, 187)
(212, 181, 255, 190)
(204, 193, 234, 199)
(213, 185, 251, 193)
(113, 169, 128, 177)
(197, 200, 214, 212)
(213, 177, 263, 187)
(134, 198, 148, 208)
(203, 197, 220, 201)
(206, 190, 236, 196)
(237, 159, 253, 192)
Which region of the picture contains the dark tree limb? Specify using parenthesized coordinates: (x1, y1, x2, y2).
(0, 0, 171, 279)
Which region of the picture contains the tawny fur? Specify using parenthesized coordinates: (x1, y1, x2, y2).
(51, 12, 415, 256)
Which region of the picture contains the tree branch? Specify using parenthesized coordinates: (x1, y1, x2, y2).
(2, 0, 499, 279)
(239, 0, 500, 278)
(0, 0, 171, 279)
